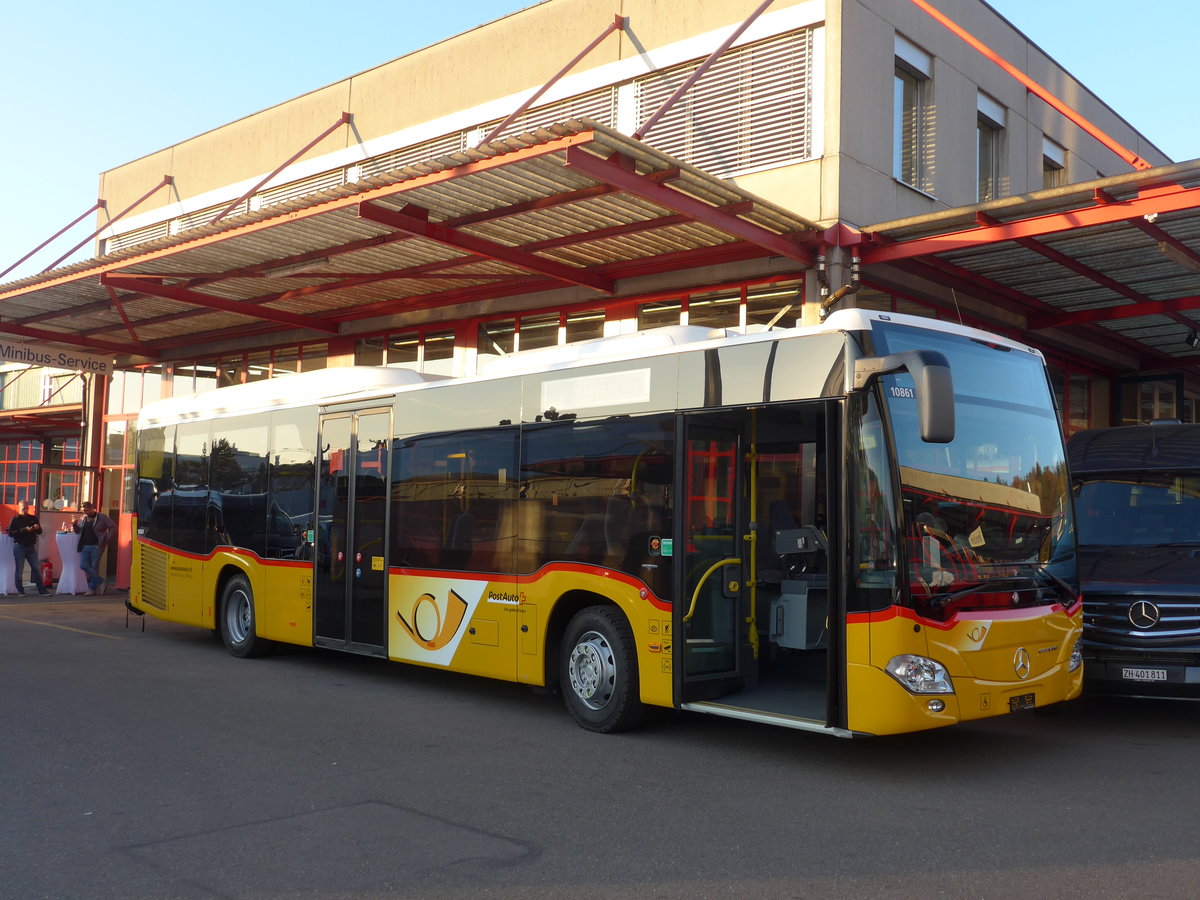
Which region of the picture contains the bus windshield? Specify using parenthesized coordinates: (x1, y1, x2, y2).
(872, 321, 1076, 619)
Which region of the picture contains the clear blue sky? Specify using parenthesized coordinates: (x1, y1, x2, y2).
(1, 0, 1195, 283)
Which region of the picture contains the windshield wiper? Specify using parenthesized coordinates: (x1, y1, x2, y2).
(971, 561, 1076, 602)
(928, 577, 1026, 610)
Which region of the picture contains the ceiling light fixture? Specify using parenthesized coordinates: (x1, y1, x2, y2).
(1186, 330, 1199, 350)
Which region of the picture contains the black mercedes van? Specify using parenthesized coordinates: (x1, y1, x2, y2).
(1068, 423, 1200, 697)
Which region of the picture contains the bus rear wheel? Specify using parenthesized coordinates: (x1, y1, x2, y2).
(219, 574, 272, 658)
(560, 606, 643, 733)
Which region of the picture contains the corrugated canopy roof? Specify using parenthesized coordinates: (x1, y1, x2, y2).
(0, 120, 822, 364)
(859, 159, 1200, 373)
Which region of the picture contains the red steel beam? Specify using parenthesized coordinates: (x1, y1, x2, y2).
(0, 320, 151, 357)
(1126, 216, 1200, 271)
(1, 199, 105, 281)
(322, 241, 785, 326)
(0, 132, 600, 303)
(859, 275, 1119, 375)
(634, 0, 775, 140)
(885, 255, 1171, 368)
(357, 200, 614, 293)
(101, 274, 340, 334)
(907, 0, 1150, 171)
(479, 15, 624, 145)
(71, 198, 687, 338)
(564, 146, 815, 265)
(975, 211, 1153, 306)
(862, 182, 1200, 264)
(46, 185, 706, 340)
(211, 112, 352, 225)
(1029, 294, 1200, 330)
(41, 176, 174, 273)
(104, 284, 146, 350)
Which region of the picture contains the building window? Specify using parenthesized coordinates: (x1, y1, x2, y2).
(356, 330, 454, 375)
(1042, 137, 1066, 189)
(894, 36, 932, 189)
(686, 290, 741, 329)
(638, 279, 803, 331)
(565, 310, 605, 343)
(0, 441, 41, 505)
(976, 93, 1005, 203)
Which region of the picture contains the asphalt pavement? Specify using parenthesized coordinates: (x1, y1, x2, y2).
(2, 593, 1199, 899)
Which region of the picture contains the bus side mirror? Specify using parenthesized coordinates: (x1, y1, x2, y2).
(853, 350, 955, 443)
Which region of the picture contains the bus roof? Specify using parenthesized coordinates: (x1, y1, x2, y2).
(139, 309, 1041, 427)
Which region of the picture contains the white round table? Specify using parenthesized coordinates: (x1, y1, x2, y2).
(55, 532, 84, 595)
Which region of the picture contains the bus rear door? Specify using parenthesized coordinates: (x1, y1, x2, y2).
(315, 407, 392, 655)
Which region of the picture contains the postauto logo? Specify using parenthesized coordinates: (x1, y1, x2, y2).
(396, 589, 468, 650)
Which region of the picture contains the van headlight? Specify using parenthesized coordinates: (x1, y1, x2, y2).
(1069, 636, 1083, 672)
(886, 654, 954, 694)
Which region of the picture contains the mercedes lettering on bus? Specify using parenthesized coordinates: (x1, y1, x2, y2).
(129, 309, 1082, 737)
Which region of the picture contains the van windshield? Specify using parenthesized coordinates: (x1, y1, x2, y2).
(870, 321, 1077, 620)
(1076, 473, 1200, 547)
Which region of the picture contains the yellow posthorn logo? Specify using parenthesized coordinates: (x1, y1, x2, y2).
(396, 589, 468, 650)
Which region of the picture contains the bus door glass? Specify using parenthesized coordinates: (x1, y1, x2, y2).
(676, 404, 834, 721)
(315, 408, 391, 654)
(678, 414, 744, 689)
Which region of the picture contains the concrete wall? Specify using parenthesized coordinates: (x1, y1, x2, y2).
(96, 0, 818, 234)
(96, 0, 1173, 245)
(831, 0, 1172, 228)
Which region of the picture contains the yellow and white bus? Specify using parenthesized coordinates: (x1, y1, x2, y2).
(130, 309, 1082, 736)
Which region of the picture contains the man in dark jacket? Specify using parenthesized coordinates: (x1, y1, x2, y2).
(9, 500, 49, 596)
(73, 501, 116, 596)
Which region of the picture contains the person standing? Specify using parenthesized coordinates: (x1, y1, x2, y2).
(8, 500, 49, 596)
(73, 501, 116, 596)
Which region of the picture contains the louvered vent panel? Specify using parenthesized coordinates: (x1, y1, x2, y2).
(359, 132, 469, 179)
(481, 85, 617, 141)
(259, 170, 347, 208)
(179, 200, 249, 232)
(139, 547, 168, 611)
(635, 29, 813, 177)
(105, 221, 170, 253)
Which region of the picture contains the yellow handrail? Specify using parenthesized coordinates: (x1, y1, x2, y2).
(683, 557, 741, 623)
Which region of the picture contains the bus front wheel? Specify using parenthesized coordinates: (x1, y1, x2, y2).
(219, 574, 272, 659)
(560, 606, 643, 733)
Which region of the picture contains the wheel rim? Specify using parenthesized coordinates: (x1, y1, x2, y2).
(226, 587, 251, 643)
(568, 630, 616, 710)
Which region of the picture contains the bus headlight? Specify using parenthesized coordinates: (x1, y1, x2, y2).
(1069, 636, 1083, 672)
(886, 654, 954, 694)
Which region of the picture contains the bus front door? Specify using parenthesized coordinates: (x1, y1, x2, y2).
(678, 414, 746, 699)
(677, 404, 834, 726)
(314, 408, 391, 655)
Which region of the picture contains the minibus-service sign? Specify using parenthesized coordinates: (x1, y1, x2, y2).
(0, 340, 113, 376)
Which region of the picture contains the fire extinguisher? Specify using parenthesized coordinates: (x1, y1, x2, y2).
(41, 558, 54, 588)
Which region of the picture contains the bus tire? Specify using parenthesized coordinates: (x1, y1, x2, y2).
(219, 574, 272, 659)
(560, 605, 643, 733)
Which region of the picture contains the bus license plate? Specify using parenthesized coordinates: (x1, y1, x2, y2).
(1008, 693, 1035, 712)
(1121, 667, 1168, 682)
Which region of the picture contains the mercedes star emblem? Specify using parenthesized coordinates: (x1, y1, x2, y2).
(1013, 647, 1031, 680)
(1128, 600, 1161, 630)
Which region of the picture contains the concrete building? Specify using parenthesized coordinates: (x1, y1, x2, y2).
(2, 0, 1198, 587)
